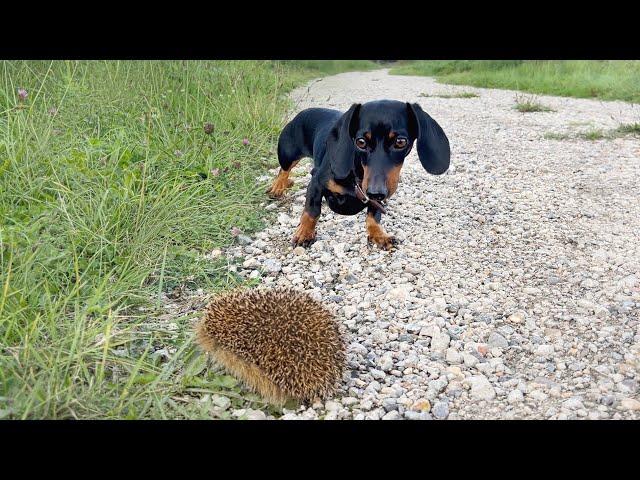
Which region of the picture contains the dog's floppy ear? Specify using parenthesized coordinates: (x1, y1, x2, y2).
(407, 103, 450, 175)
(326, 103, 361, 179)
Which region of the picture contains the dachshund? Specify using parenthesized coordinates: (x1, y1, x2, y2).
(267, 100, 450, 250)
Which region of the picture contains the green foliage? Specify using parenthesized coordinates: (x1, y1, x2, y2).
(390, 60, 640, 103)
(514, 94, 554, 113)
(418, 92, 479, 99)
(614, 123, 640, 135)
(544, 123, 640, 141)
(280, 60, 379, 77)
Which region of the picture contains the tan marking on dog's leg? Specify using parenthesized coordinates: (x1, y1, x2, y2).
(292, 211, 318, 247)
(366, 211, 396, 250)
(267, 160, 299, 198)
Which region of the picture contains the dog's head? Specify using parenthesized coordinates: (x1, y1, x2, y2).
(326, 99, 450, 201)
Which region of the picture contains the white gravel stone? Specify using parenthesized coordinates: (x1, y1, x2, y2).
(507, 390, 524, 403)
(431, 332, 451, 352)
(535, 344, 555, 358)
(232, 408, 267, 420)
(387, 285, 411, 301)
(324, 401, 341, 412)
(382, 410, 402, 420)
(343, 305, 357, 319)
(432, 401, 450, 419)
(446, 348, 463, 364)
(488, 332, 509, 348)
(242, 258, 260, 269)
(620, 398, 640, 411)
(405, 411, 432, 420)
(211, 395, 231, 410)
(563, 397, 585, 410)
(245, 409, 267, 420)
(262, 258, 282, 273)
(463, 353, 479, 367)
(466, 375, 496, 401)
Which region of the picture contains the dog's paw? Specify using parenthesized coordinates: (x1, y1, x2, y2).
(368, 233, 398, 251)
(291, 225, 317, 248)
(266, 179, 294, 199)
(291, 232, 316, 248)
(291, 238, 316, 248)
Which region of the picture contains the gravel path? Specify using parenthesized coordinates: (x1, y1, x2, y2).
(226, 69, 640, 420)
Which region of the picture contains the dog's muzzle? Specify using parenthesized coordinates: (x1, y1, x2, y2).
(355, 183, 386, 214)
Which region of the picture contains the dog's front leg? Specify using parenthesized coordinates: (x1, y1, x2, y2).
(365, 205, 397, 250)
(291, 178, 322, 247)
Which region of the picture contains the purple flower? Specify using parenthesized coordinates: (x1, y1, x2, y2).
(242, 138, 249, 146)
(230, 226, 242, 237)
(17, 88, 28, 101)
(210, 168, 220, 177)
(203, 122, 214, 135)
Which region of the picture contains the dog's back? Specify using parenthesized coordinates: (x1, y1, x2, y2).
(277, 108, 341, 169)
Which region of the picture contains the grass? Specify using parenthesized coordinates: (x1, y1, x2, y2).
(279, 60, 380, 76)
(544, 123, 640, 141)
(389, 61, 640, 103)
(514, 93, 554, 113)
(581, 129, 609, 140)
(515, 102, 552, 113)
(0, 60, 375, 419)
(614, 122, 640, 135)
(543, 132, 572, 140)
(418, 92, 478, 99)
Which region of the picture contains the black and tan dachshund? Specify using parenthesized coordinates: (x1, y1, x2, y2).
(267, 100, 450, 250)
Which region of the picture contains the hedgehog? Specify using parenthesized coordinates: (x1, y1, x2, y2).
(195, 287, 346, 405)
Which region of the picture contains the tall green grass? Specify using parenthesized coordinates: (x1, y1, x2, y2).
(390, 61, 640, 103)
(0, 60, 373, 419)
(280, 60, 379, 76)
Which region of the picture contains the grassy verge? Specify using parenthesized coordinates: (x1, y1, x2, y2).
(513, 93, 555, 113)
(544, 122, 640, 141)
(419, 92, 478, 99)
(0, 60, 375, 419)
(389, 61, 640, 103)
(279, 60, 379, 77)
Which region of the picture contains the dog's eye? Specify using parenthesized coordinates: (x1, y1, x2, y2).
(355, 138, 367, 150)
(394, 137, 408, 149)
